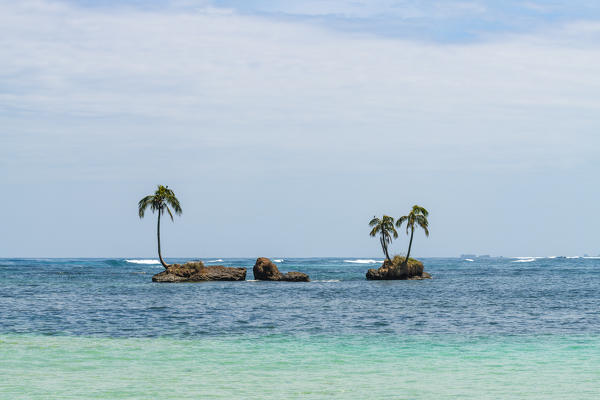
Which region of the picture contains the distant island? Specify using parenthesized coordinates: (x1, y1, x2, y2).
(138, 185, 433, 282)
(367, 205, 432, 280)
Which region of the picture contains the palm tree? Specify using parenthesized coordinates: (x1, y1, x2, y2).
(138, 185, 182, 269)
(369, 215, 398, 262)
(396, 205, 429, 264)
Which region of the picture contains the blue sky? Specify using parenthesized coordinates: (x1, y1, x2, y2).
(69, 0, 600, 41)
(1, 0, 599, 257)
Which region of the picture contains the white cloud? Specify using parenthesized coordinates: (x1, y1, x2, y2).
(1, 0, 599, 182)
(215, 0, 488, 19)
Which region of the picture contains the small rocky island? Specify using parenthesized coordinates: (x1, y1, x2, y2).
(253, 257, 310, 282)
(366, 256, 431, 280)
(152, 261, 246, 282)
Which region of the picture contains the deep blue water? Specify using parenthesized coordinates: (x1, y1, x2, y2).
(1, 257, 599, 338)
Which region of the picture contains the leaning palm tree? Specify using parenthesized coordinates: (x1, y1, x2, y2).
(138, 185, 182, 269)
(396, 205, 429, 264)
(369, 215, 398, 262)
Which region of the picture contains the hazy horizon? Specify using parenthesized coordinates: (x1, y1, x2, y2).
(2, 0, 599, 258)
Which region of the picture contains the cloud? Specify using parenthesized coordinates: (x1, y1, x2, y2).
(2, 1, 600, 257)
(1, 0, 599, 184)
(211, 1, 600, 41)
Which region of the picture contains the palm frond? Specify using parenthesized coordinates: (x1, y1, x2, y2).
(416, 215, 429, 236)
(395, 215, 408, 228)
(382, 232, 391, 244)
(167, 196, 182, 215)
(369, 225, 381, 237)
(139, 185, 183, 220)
(165, 205, 174, 221)
(138, 195, 155, 218)
(412, 205, 429, 217)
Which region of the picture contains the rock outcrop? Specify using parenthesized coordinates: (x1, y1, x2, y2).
(253, 257, 310, 282)
(366, 257, 431, 280)
(152, 261, 246, 282)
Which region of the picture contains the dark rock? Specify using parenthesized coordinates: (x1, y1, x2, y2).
(253, 257, 282, 280)
(152, 261, 246, 282)
(253, 257, 310, 282)
(280, 271, 310, 282)
(366, 257, 431, 280)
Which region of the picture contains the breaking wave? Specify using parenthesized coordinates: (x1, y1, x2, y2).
(125, 259, 161, 265)
(344, 259, 382, 264)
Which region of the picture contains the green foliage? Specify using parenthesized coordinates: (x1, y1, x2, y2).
(369, 215, 398, 260)
(369, 215, 397, 241)
(138, 185, 182, 269)
(395, 205, 429, 236)
(390, 254, 420, 267)
(395, 204, 429, 263)
(138, 185, 182, 221)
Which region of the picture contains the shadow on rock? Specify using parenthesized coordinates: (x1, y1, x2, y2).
(253, 257, 310, 282)
(152, 261, 246, 282)
(366, 256, 431, 280)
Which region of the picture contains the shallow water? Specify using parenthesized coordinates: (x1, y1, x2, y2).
(1, 257, 599, 398)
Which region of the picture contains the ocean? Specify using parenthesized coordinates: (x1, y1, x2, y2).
(1, 257, 599, 399)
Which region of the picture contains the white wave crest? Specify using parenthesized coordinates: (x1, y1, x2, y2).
(344, 259, 382, 264)
(465, 259, 474, 262)
(511, 255, 591, 261)
(273, 259, 284, 262)
(314, 279, 340, 282)
(209, 259, 224, 262)
(583, 256, 600, 259)
(125, 259, 161, 265)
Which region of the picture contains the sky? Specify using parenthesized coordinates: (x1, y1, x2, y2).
(1, 0, 599, 258)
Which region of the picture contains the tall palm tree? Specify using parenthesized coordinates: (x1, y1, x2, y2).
(138, 185, 182, 269)
(396, 205, 429, 264)
(369, 215, 398, 262)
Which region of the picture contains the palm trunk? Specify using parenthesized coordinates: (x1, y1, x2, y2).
(381, 234, 391, 262)
(157, 209, 168, 269)
(404, 226, 414, 264)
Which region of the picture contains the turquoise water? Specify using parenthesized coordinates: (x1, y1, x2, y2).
(1, 257, 599, 398)
(2, 334, 599, 399)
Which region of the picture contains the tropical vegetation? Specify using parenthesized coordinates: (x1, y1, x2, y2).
(138, 185, 182, 269)
(396, 205, 429, 264)
(368, 215, 398, 262)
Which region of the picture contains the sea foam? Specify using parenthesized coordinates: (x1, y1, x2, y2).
(344, 259, 382, 264)
(125, 259, 161, 265)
